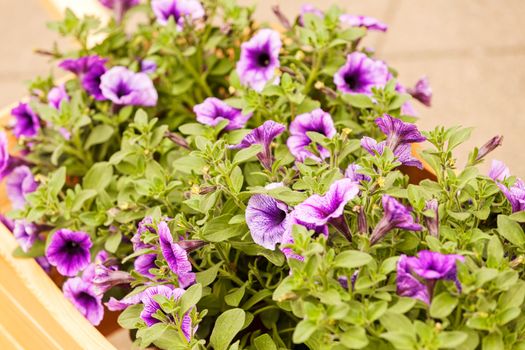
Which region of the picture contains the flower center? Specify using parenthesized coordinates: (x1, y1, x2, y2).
(115, 81, 131, 98)
(257, 52, 271, 68)
(76, 291, 96, 306)
(64, 240, 82, 255)
(344, 73, 359, 90)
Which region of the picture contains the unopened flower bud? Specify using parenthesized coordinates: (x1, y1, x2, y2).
(476, 135, 503, 161)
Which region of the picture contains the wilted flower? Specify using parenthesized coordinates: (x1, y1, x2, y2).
(294, 179, 360, 240)
(92, 265, 133, 294)
(407, 76, 432, 107)
(140, 285, 194, 340)
(246, 194, 290, 249)
(345, 163, 370, 182)
(370, 195, 422, 245)
(424, 199, 439, 237)
(193, 97, 252, 131)
(287, 108, 336, 162)
(339, 14, 387, 32)
(476, 135, 503, 161)
(334, 52, 389, 95)
(6, 165, 38, 209)
(47, 85, 69, 109)
(46, 229, 92, 276)
(151, 0, 205, 28)
(489, 159, 510, 182)
(158, 221, 195, 287)
(236, 29, 282, 92)
(59, 55, 107, 75)
(11, 102, 40, 138)
(100, 66, 158, 106)
(63, 277, 104, 325)
(13, 220, 38, 253)
(230, 120, 286, 170)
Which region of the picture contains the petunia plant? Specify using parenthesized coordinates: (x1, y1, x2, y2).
(2, 1, 525, 349)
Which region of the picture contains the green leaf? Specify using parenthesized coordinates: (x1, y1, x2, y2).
(225, 286, 246, 307)
(254, 334, 277, 350)
(389, 298, 416, 314)
(180, 283, 202, 314)
(430, 293, 458, 319)
(232, 144, 263, 164)
(48, 167, 66, 196)
(230, 166, 243, 193)
(117, 304, 143, 329)
(202, 216, 246, 242)
(482, 333, 503, 350)
(71, 189, 97, 211)
(83, 162, 113, 192)
(333, 251, 373, 269)
(380, 312, 413, 333)
(438, 331, 468, 348)
(195, 263, 222, 287)
(340, 326, 369, 349)
(104, 232, 122, 253)
(380, 331, 416, 350)
(292, 320, 317, 344)
(173, 155, 206, 174)
(497, 215, 525, 248)
(341, 93, 375, 109)
(138, 323, 168, 347)
(210, 308, 246, 350)
(84, 124, 114, 149)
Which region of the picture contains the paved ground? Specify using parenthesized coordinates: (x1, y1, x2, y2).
(1, 1, 524, 348)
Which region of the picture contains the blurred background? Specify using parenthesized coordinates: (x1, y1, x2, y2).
(1, 0, 525, 179)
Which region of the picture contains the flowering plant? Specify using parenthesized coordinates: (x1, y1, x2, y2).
(1, 1, 523, 349)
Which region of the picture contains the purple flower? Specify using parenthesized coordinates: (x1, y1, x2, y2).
(100, 66, 158, 106)
(140, 285, 194, 340)
(141, 59, 157, 74)
(132, 216, 156, 251)
(46, 229, 92, 276)
(59, 55, 107, 75)
(36, 256, 51, 273)
(230, 120, 286, 170)
(48, 85, 69, 109)
(194, 98, 252, 131)
(396, 255, 430, 304)
(236, 29, 282, 92)
(83, 63, 107, 101)
(6, 166, 38, 209)
(334, 52, 389, 95)
(92, 265, 133, 294)
(345, 163, 370, 182)
(360, 134, 424, 169)
(11, 103, 40, 138)
(287, 108, 336, 162)
(99, 0, 139, 21)
(246, 194, 290, 249)
(13, 220, 38, 253)
(497, 179, 525, 213)
(407, 76, 432, 107)
(158, 221, 195, 288)
(280, 210, 329, 260)
(424, 199, 439, 237)
(370, 195, 422, 245)
(82, 250, 112, 283)
(339, 14, 387, 32)
(151, 0, 205, 28)
(134, 253, 157, 278)
(0, 132, 9, 179)
(476, 135, 503, 162)
(376, 114, 426, 149)
(294, 179, 360, 240)
(489, 160, 510, 182)
(408, 250, 464, 281)
(106, 291, 144, 311)
(63, 277, 104, 325)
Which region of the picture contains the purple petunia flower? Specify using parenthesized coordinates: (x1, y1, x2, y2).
(132, 216, 156, 251)
(0, 132, 9, 179)
(106, 291, 144, 311)
(158, 221, 195, 287)
(334, 52, 389, 95)
(83, 63, 107, 101)
(99, 0, 139, 21)
(13, 220, 38, 253)
(59, 55, 107, 75)
(48, 85, 69, 109)
(376, 114, 426, 149)
(361, 136, 423, 169)
(63, 277, 104, 325)
(396, 255, 430, 304)
(134, 253, 157, 278)
(407, 250, 464, 281)
(194, 98, 252, 131)
(151, 0, 205, 28)
(236, 29, 282, 92)
(294, 179, 360, 240)
(424, 199, 439, 237)
(497, 180, 525, 213)
(489, 160, 510, 182)
(345, 163, 371, 182)
(36, 256, 51, 273)
(82, 250, 112, 283)
(339, 14, 388, 32)
(46, 229, 92, 276)
(11, 103, 40, 139)
(100, 66, 158, 106)
(370, 195, 422, 245)
(141, 59, 157, 74)
(230, 120, 286, 170)
(280, 210, 329, 260)
(407, 76, 432, 107)
(92, 265, 133, 295)
(140, 285, 194, 339)
(246, 194, 290, 250)
(6, 166, 38, 209)
(287, 108, 336, 162)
